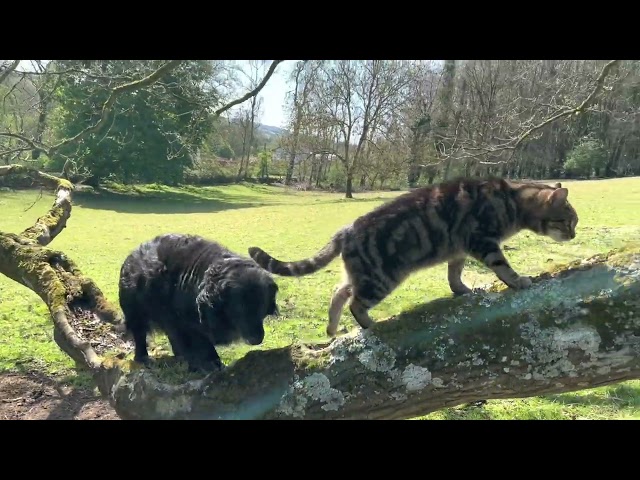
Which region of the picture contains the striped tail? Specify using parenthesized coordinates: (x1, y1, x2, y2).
(248, 229, 346, 277)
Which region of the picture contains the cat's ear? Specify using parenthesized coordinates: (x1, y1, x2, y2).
(549, 187, 568, 207)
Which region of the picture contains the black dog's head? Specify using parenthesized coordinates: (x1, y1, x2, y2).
(197, 262, 279, 346)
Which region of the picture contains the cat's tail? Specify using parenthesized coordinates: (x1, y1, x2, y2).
(248, 228, 348, 277)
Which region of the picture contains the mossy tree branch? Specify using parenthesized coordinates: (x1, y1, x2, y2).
(0, 167, 125, 374)
(1, 165, 639, 419)
(0, 165, 73, 245)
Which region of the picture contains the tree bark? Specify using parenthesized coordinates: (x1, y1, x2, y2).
(345, 172, 353, 198)
(1, 166, 639, 419)
(285, 120, 300, 186)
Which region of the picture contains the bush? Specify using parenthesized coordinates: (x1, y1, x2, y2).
(183, 155, 238, 185)
(564, 137, 608, 178)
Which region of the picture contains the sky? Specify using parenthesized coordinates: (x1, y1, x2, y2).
(228, 60, 294, 129)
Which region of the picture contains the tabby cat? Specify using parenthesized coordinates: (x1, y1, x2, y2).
(249, 177, 579, 337)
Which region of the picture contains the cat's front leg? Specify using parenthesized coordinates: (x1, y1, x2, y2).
(468, 241, 532, 290)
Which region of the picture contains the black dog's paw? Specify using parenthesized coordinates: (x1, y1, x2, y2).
(187, 358, 226, 374)
(133, 355, 155, 368)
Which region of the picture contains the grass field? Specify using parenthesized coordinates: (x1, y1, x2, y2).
(1, 177, 639, 419)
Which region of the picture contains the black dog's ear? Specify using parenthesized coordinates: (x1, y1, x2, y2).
(196, 267, 229, 323)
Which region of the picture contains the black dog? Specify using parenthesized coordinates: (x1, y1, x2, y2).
(118, 233, 280, 372)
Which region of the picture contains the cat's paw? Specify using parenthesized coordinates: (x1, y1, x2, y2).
(514, 275, 532, 289)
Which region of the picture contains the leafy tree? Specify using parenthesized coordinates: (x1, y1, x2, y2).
(257, 149, 272, 179)
(216, 143, 235, 160)
(47, 60, 219, 185)
(564, 136, 608, 178)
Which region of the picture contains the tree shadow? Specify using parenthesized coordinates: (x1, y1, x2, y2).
(319, 196, 399, 205)
(72, 188, 277, 215)
(71, 184, 395, 215)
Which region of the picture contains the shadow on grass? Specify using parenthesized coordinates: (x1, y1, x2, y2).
(71, 185, 396, 215)
(72, 188, 276, 215)
(319, 196, 400, 205)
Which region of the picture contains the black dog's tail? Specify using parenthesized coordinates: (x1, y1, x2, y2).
(248, 228, 348, 277)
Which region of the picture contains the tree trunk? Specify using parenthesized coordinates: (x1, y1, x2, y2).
(285, 124, 300, 186)
(345, 172, 354, 198)
(1, 165, 640, 420)
(439, 60, 457, 181)
(244, 97, 257, 181)
(32, 96, 49, 160)
(237, 133, 248, 180)
(408, 116, 430, 188)
(368, 173, 378, 190)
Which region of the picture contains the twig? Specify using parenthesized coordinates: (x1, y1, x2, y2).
(214, 60, 284, 117)
(23, 187, 44, 212)
(0, 60, 21, 84)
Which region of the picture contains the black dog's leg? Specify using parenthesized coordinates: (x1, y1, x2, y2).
(131, 327, 152, 365)
(121, 300, 153, 366)
(161, 322, 221, 372)
(163, 323, 191, 360)
(181, 327, 224, 373)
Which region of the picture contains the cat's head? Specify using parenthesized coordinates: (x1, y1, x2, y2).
(522, 182, 579, 242)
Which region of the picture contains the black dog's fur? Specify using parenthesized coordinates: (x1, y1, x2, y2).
(118, 233, 280, 372)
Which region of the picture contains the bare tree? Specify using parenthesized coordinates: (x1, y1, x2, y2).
(282, 60, 322, 185)
(401, 61, 443, 186)
(276, 60, 636, 192)
(437, 60, 622, 169)
(305, 61, 412, 198)
(234, 61, 268, 180)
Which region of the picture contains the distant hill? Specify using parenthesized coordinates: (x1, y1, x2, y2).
(257, 124, 288, 139)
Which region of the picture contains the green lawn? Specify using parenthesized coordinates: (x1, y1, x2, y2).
(1, 177, 639, 419)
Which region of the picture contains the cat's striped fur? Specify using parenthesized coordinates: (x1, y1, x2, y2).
(248, 177, 579, 337)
